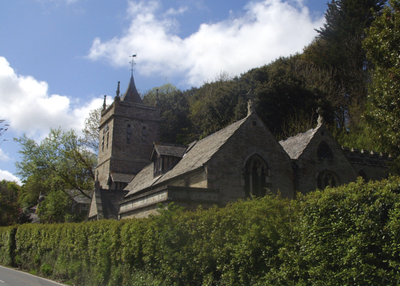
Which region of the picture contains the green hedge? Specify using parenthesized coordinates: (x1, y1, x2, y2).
(1, 177, 400, 285)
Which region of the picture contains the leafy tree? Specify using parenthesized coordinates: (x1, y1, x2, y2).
(82, 107, 101, 153)
(364, 0, 400, 172)
(15, 128, 96, 199)
(0, 195, 19, 226)
(36, 190, 72, 223)
(0, 180, 21, 226)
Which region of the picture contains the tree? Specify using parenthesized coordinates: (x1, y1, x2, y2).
(0, 119, 9, 146)
(37, 190, 72, 223)
(364, 0, 400, 172)
(303, 0, 386, 128)
(143, 84, 193, 144)
(15, 128, 96, 199)
(0, 180, 22, 226)
(82, 107, 101, 153)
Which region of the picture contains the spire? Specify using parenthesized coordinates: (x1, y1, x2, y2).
(120, 75, 143, 103)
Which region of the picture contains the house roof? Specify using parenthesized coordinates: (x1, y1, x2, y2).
(125, 116, 249, 197)
(110, 172, 135, 183)
(279, 126, 320, 160)
(121, 75, 143, 103)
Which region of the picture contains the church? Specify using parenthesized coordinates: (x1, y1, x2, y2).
(88, 74, 391, 220)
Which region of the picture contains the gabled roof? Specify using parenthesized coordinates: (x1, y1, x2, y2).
(150, 143, 187, 161)
(125, 116, 248, 197)
(110, 172, 135, 183)
(121, 75, 143, 103)
(279, 125, 320, 160)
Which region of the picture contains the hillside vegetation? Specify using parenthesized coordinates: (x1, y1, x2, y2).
(1, 176, 400, 285)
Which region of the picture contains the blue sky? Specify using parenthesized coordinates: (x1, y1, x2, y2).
(0, 0, 327, 184)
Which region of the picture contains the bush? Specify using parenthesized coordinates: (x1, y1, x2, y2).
(2, 177, 400, 285)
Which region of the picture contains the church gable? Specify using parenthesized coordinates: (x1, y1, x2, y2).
(283, 123, 358, 194)
(206, 112, 294, 201)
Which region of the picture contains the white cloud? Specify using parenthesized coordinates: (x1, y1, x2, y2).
(0, 148, 10, 162)
(87, 0, 325, 86)
(0, 57, 104, 139)
(0, 169, 21, 185)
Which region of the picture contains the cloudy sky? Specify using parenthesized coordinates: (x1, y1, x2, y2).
(0, 0, 326, 184)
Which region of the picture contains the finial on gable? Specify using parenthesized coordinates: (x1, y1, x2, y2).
(246, 89, 256, 116)
(317, 107, 324, 125)
(247, 99, 255, 116)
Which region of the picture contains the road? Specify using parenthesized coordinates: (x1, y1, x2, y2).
(0, 265, 67, 286)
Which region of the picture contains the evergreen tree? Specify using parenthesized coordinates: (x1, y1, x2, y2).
(304, 0, 386, 128)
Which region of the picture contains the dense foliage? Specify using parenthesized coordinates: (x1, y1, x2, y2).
(1, 177, 400, 285)
(364, 0, 400, 172)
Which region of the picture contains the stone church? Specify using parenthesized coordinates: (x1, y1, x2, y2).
(88, 75, 391, 220)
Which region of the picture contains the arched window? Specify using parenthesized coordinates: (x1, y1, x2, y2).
(317, 141, 333, 160)
(244, 155, 269, 198)
(317, 170, 339, 189)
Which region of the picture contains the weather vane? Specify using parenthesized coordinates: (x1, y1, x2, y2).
(129, 54, 137, 76)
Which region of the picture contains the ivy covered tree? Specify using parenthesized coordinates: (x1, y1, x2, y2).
(364, 0, 400, 172)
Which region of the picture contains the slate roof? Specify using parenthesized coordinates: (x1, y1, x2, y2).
(125, 116, 248, 197)
(279, 126, 319, 160)
(121, 75, 143, 103)
(110, 172, 135, 183)
(151, 143, 187, 160)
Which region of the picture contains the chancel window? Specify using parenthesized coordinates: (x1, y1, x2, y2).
(317, 141, 333, 160)
(244, 154, 270, 198)
(317, 170, 339, 189)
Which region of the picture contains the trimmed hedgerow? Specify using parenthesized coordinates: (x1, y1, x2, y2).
(2, 177, 400, 285)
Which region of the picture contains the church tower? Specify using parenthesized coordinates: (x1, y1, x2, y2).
(96, 74, 160, 190)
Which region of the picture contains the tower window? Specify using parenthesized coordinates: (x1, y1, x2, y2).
(126, 124, 132, 144)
